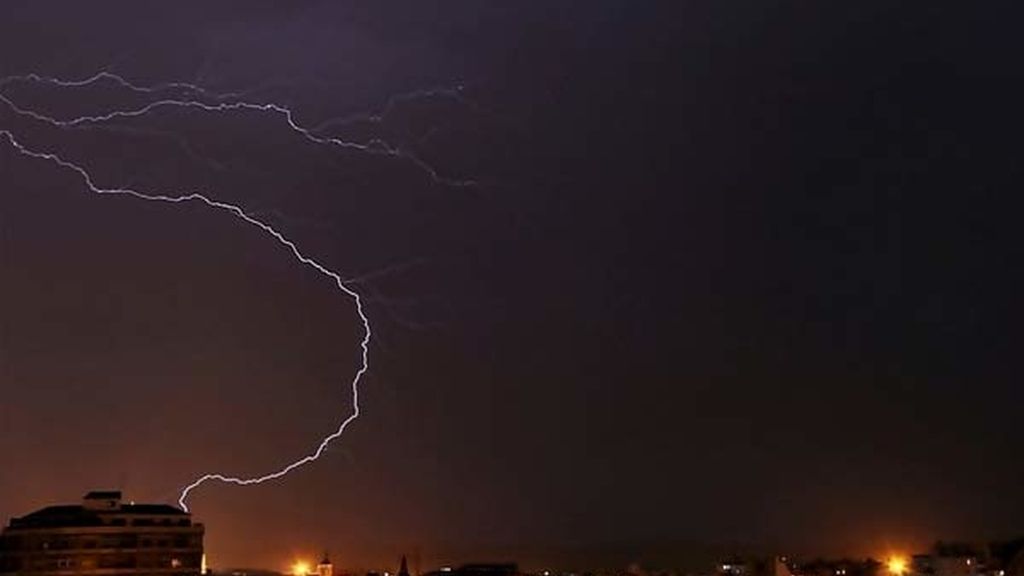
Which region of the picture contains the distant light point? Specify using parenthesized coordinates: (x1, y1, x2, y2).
(887, 556, 909, 576)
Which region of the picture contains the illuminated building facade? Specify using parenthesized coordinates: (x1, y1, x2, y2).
(318, 554, 333, 576)
(0, 491, 204, 576)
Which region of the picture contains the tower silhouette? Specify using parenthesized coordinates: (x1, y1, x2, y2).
(318, 553, 333, 576)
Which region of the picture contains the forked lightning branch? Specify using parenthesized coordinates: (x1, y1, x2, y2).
(0, 71, 466, 511)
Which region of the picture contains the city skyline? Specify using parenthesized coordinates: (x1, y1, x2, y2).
(4, 491, 1024, 575)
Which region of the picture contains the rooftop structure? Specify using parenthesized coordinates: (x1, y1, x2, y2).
(0, 491, 204, 576)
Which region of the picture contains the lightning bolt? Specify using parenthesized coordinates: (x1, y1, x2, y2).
(310, 83, 475, 132)
(0, 70, 242, 99)
(0, 127, 369, 511)
(0, 72, 477, 188)
(0, 71, 470, 511)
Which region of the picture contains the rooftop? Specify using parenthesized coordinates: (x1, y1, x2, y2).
(6, 492, 189, 530)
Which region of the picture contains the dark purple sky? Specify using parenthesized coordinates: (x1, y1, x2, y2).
(1, 1, 1022, 572)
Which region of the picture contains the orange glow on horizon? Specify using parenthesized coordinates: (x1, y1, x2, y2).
(292, 561, 312, 576)
(887, 556, 909, 575)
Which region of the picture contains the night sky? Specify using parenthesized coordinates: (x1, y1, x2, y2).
(1, 1, 1022, 572)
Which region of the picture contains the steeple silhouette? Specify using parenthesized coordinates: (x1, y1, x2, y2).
(318, 553, 333, 576)
(398, 556, 410, 576)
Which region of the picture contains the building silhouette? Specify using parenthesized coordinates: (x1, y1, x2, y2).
(0, 491, 204, 576)
(318, 554, 333, 576)
(422, 564, 519, 576)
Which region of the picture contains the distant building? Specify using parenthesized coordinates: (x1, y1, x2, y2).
(318, 554, 333, 576)
(0, 491, 204, 576)
(422, 564, 519, 576)
(1006, 550, 1024, 576)
(718, 561, 750, 576)
(718, 558, 793, 576)
(791, 558, 880, 576)
(992, 540, 1024, 576)
(907, 540, 994, 576)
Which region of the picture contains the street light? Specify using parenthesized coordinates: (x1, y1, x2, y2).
(887, 557, 908, 576)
